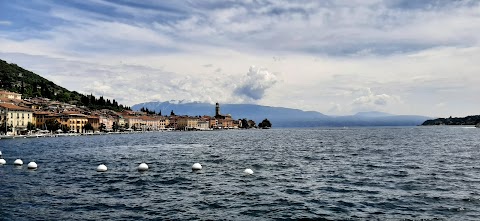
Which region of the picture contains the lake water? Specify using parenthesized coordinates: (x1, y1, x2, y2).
(1, 127, 480, 220)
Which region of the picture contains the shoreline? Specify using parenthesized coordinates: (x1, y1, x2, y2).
(0, 128, 250, 140)
(0, 131, 155, 139)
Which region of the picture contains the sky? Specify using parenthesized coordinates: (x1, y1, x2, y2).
(1, 0, 480, 117)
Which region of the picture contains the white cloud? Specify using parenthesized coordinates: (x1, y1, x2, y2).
(1, 1, 480, 117)
(436, 102, 446, 108)
(234, 66, 278, 101)
(0, 21, 12, 26)
(351, 88, 400, 111)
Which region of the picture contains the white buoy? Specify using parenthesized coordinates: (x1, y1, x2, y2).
(28, 162, 38, 169)
(0, 151, 4, 165)
(97, 164, 107, 172)
(192, 163, 202, 170)
(244, 168, 254, 175)
(138, 163, 149, 171)
(14, 159, 23, 166)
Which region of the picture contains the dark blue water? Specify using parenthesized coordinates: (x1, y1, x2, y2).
(1, 127, 480, 220)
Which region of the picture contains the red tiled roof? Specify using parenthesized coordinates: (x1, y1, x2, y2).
(34, 111, 53, 115)
(0, 103, 32, 111)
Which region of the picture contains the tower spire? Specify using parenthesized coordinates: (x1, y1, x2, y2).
(215, 102, 220, 117)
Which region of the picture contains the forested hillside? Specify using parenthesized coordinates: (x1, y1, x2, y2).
(0, 59, 129, 111)
(422, 115, 480, 126)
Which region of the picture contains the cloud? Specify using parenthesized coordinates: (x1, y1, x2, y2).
(234, 66, 278, 100)
(328, 103, 343, 114)
(2, 0, 480, 58)
(0, 21, 12, 26)
(352, 88, 400, 111)
(436, 102, 446, 107)
(1, 1, 480, 117)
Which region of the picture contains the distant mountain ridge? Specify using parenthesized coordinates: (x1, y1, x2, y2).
(132, 101, 432, 127)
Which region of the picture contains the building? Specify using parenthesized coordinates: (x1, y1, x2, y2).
(138, 116, 159, 131)
(176, 116, 199, 130)
(159, 117, 169, 130)
(0, 103, 34, 135)
(33, 111, 55, 129)
(87, 115, 100, 131)
(58, 113, 88, 133)
(124, 116, 142, 130)
(196, 120, 210, 130)
(214, 103, 234, 128)
(0, 90, 22, 100)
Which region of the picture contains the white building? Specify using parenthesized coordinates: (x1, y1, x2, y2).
(0, 103, 34, 135)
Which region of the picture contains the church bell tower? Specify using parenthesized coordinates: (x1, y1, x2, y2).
(215, 102, 220, 117)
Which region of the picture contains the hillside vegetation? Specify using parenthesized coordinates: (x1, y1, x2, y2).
(0, 59, 129, 111)
(421, 115, 480, 125)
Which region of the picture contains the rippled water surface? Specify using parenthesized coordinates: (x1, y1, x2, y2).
(1, 127, 480, 220)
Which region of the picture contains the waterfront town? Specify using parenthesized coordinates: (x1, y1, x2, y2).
(0, 89, 257, 136)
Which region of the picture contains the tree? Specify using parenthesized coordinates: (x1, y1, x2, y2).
(45, 119, 61, 131)
(112, 122, 119, 132)
(258, 118, 272, 129)
(124, 123, 129, 129)
(27, 122, 36, 131)
(80, 95, 89, 106)
(0, 124, 12, 134)
(241, 119, 249, 129)
(99, 123, 106, 132)
(98, 96, 105, 106)
(61, 124, 69, 133)
(84, 122, 94, 132)
(247, 120, 256, 128)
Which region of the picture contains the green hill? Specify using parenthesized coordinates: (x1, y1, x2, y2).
(0, 59, 129, 111)
(421, 115, 480, 126)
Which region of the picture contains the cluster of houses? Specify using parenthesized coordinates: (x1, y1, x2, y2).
(0, 90, 252, 136)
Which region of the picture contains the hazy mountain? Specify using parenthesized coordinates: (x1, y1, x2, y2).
(132, 101, 432, 127)
(133, 101, 328, 122)
(353, 111, 394, 117)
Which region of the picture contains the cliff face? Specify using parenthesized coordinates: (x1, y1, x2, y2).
(422, 115, 480, 126)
